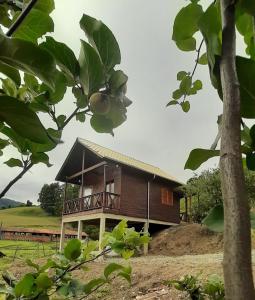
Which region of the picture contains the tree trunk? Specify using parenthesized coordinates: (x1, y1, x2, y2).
(220, 1, 255, 299)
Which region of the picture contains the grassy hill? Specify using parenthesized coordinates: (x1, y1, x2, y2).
(0, 206, 61, 229)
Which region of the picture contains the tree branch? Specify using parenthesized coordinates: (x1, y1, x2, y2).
(6, 0, 38, 37)
(0, 162, 33, 199)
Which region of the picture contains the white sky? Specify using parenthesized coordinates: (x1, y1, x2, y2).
(0, 0, 224, 203)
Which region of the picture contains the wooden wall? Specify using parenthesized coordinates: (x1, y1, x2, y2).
(120, 167, 180, 223)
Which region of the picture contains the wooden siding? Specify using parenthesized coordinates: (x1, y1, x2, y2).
(120, 167, 180, 223)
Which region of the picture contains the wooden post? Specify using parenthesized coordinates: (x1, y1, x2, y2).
(103, 165, 106, 207)
(81, 150, 85, 198)
(143, 222, 149, 255)
(184, 196, 188, 222)
(99, 217, 106, 252)
(77, 220, 83, 240)
(59, 222, 66, 251)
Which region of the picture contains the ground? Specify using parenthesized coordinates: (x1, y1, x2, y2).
(0, 206, 60, 229)
(1, 223, 255, 299)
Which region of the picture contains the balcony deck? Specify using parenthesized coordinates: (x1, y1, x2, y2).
(63, 192, 120, 215)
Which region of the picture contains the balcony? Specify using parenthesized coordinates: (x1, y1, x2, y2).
(63, 191, 120, 215)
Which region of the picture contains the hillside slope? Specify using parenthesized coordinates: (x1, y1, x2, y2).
(0, 198, 23, 208)
(149, 223, 224, 256)
(0, 206, 61, 229)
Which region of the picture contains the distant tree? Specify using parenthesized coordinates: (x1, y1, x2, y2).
(182, 168, 255, 223)
(38, 182, 79, 216)
(26, 200, 33, 207)
(38, 183, 62, 216)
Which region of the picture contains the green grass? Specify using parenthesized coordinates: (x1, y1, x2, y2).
(0, 206, 61, 229)
(0, 240, 58, 273)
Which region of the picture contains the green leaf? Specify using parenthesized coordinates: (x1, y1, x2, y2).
(172, 89, 183, 100)
(193, 79, 202, 90)
(41, 36, 79, 85)
(79, 40, 104, 95)
(72, 87, 88, 108)
(83, 240, 98, 259)
(24, 73, 39, 92)
(4, 158, 23, 168)
(177, 71, 187, 81)
(109, 70, 128, 92)
(40, 71, 67, 104)
(90, 115, 114, 135)
(239, 0, 255, 16)
(202, 205, 224, 233)
(56, 115, 66, 127)
(0, 96, 51, 144)
(203, 205, 255, 232)
(105, 98, 127, 128)
(80, 14, 121, 71)
(83, 278, 106, 294)
(172, 3, 203, 51)
(76, 112, 86, 123)
(121, 249, 134, 260)
(13, 9, 54, 43)
(0, 61, 21, 86)
(104, 263, 125, 279)
(0, 34, 56, 89)
(35, 273, 52, 289)
(26, 259, 39, 271)
(181, 101, 190, 113)
(166, 100, 178, 107)
(33, 0, 55, 14)
(198, 4, 222, 90)
(237, 56, 255, 118)
(15, 273, 35, 297)
(185, 148, 220, 170)
(176, 38, 196, 51)
(198, 53, 208, 65)
(1, 78, 17, 97)
(112, 219, 127, 239)
(246, 153, 255, 170)
(1, 125, 28, 154)
(0, 138, 9, 149)
(31, 152, 52, 167)
(0, 5, 12, 27)
(180, 76, 192, 93)
(64, 239, 81, 261)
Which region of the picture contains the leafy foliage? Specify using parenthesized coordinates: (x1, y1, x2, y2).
(0, 220, 149, 299)
(182, 168, 255, 223)
(166, 274, 225, 300)
(0, 1, 132, 198)
(170, 0, 255, 172)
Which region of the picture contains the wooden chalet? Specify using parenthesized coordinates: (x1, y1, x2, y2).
(56, 138, 183, 253)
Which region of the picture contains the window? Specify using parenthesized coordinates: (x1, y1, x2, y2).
(106, 180, 115, 193)
(161, 188, 173, 206)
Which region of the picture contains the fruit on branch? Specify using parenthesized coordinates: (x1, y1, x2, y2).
(89, 92, 111, 115)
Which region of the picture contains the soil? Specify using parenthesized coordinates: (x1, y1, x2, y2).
(6, 224, 255, 299)
(149, 223, 224, 256)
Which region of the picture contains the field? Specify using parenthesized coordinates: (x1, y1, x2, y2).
(0, 206, 61, 229)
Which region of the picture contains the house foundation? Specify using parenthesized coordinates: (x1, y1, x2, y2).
(59, 212, 177, 255)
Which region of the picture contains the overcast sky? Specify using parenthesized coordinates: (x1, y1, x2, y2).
(0, 0, 225, 203)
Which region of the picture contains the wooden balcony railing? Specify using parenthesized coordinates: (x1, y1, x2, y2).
(63, 192, 120, 215)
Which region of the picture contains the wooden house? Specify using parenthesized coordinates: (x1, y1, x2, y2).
(56, 138, 183, 253)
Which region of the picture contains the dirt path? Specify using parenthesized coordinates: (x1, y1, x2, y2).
(8, 252, 255, 299)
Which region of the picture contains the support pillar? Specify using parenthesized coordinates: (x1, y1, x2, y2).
(99, 217, 106, 252)
(143, 221, 149, 255)
(77, 220, 83, 240)
(59, 221, 66, 251)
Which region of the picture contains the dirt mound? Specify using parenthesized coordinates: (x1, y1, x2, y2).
(149, 223, 223, 256)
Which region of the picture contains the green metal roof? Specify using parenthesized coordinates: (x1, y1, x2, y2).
(78, 138, 183, 185)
